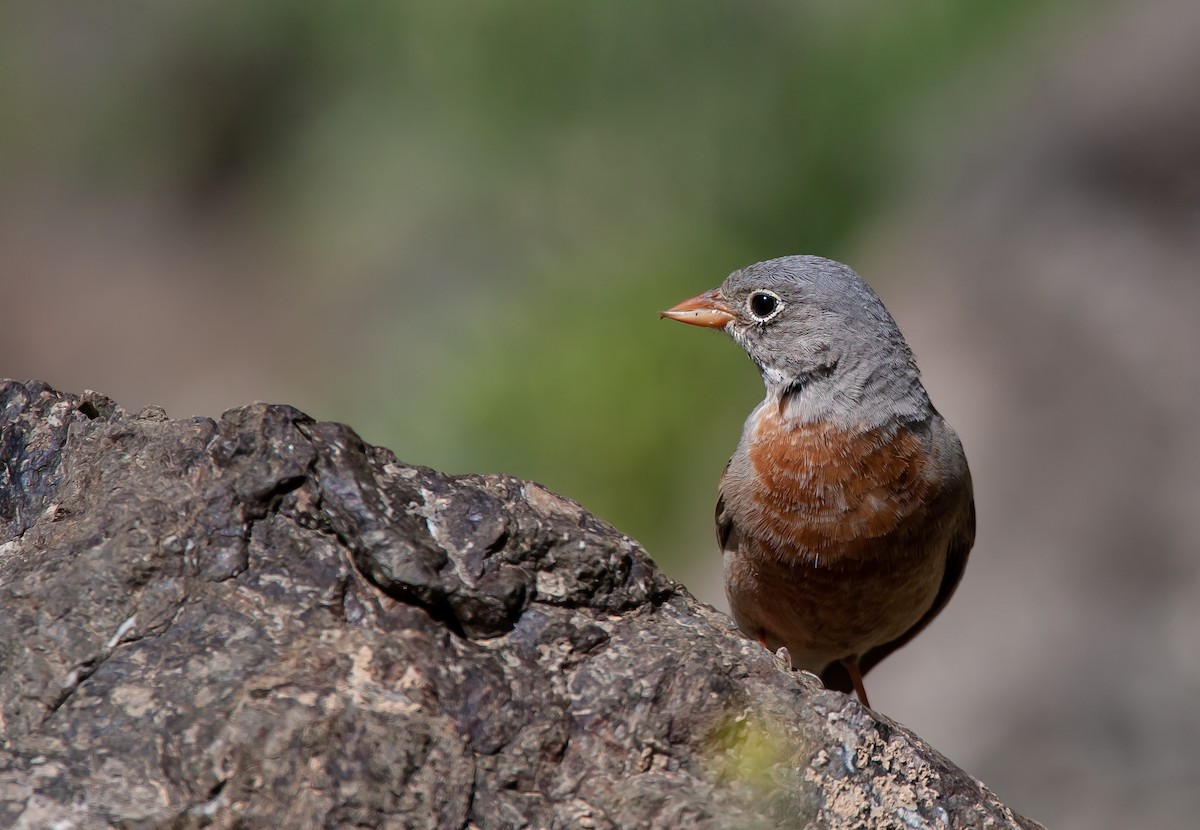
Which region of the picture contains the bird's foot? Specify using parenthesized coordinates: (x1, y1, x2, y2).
(773, 646, 793, 671)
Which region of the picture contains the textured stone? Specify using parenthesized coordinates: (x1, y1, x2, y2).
(0, 379, 1040, 829)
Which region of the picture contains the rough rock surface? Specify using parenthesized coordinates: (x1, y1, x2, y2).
(0, 379, 1039, 829)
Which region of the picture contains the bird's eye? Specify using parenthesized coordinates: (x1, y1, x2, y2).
(748, 291, 781, 321)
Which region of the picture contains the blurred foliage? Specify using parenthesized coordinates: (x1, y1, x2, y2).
(705, 711, 813, 827)
(0, 0, 1072, 576)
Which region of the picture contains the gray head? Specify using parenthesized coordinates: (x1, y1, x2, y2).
(662, 255, 931, 426)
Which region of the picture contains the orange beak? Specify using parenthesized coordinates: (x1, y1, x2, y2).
(659, 288, 735, 329)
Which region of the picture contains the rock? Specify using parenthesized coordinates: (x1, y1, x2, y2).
(0, 379, 1039, 829)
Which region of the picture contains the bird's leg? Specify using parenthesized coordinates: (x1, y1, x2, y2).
(842, 659, 871, 708)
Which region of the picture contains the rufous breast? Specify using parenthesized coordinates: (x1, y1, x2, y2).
(740, 405, 941, 563)
(722, 405, 953, 665)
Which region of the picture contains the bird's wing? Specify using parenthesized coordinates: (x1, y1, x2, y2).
(715, 459, 739, 554)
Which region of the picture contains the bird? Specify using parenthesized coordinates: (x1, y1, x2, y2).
(661, 255, 974, 708)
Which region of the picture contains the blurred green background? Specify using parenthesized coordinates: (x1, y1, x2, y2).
(0, 0, 1065, 573)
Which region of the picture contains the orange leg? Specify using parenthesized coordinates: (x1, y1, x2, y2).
(842, 659, 871, 708)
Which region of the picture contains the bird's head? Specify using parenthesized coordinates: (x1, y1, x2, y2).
(661, 255, 929, 425)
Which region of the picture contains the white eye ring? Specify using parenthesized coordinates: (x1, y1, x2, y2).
(747, 290, 783, 322)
